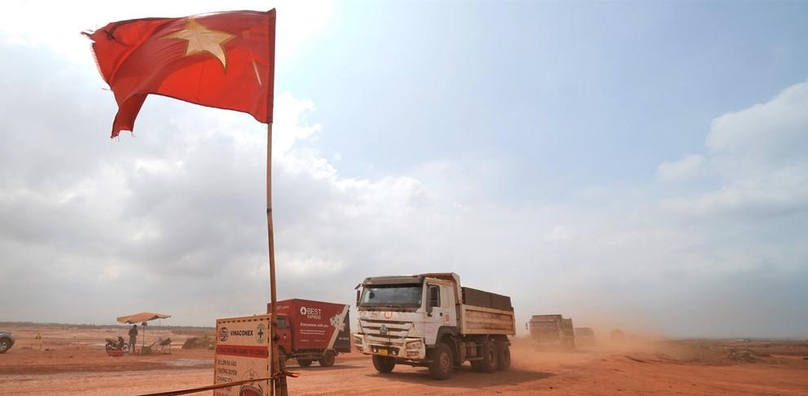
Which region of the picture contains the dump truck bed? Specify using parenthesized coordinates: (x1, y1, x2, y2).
(459, 288, 515, 335)
(459, 304, 516, 335)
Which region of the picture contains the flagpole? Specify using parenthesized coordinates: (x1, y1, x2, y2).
(267, 122, 286, 396)
(265, 9, 287, 396)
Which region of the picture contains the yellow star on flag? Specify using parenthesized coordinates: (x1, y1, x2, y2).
(163, 19, 235, 69)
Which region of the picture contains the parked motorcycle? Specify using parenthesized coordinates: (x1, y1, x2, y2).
(105, 336, 129, 353)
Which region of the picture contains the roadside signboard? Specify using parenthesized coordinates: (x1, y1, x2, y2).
(214, 315, 271, 396)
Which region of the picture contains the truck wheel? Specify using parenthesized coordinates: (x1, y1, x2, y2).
(297, 359, 313, 367)
(372, 355, 396, 374)
(480, 339, 498, 373)
(318, 351, 336, 367)
(428, 342, 453, 380)
(496, 341, 511, 371)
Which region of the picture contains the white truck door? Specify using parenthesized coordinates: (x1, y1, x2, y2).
(424, 282, 458, 346)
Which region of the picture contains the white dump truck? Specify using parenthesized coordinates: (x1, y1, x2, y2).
(353, 272, 516, 380)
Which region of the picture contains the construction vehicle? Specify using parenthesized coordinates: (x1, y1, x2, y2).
(266, 298, 351, 367)
(527, 314, 575, 350)
(574, 327, 596, 347)
(353, 272, 515, 380)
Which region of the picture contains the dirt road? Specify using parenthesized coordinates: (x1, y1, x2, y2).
(1, 323, 806, 395)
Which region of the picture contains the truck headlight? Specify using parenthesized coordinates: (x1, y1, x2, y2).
(405, 340, 422, 350)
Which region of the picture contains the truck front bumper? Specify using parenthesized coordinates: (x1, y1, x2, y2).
(353, 334, 426, 360)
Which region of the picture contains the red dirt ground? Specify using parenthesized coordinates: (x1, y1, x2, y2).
(1, 323, 807, 395)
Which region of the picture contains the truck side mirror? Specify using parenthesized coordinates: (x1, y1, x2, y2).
(354, 283, 362, 306)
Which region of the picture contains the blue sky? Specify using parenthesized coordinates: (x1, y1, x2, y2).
(289, 2, 808, 184)
(0, 0, 806, 338)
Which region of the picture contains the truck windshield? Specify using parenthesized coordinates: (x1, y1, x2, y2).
(360, 285, 422, 308)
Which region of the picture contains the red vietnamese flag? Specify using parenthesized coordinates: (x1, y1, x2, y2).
(86, 10, 276, 138)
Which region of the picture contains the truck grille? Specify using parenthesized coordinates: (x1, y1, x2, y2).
(359, 319, 411, 343)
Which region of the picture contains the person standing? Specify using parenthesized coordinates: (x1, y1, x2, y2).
(128, 324, 138, 354)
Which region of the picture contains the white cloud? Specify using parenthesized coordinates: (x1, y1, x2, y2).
(706, 81, 808, 162)
(544, 225, 575, 242)
(656, 154, 705, 181)
(660, 164, 808, 219)
(658, 80, 808, 219)
(274, 93, 323, 155)
(279, 253, 346, 276)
